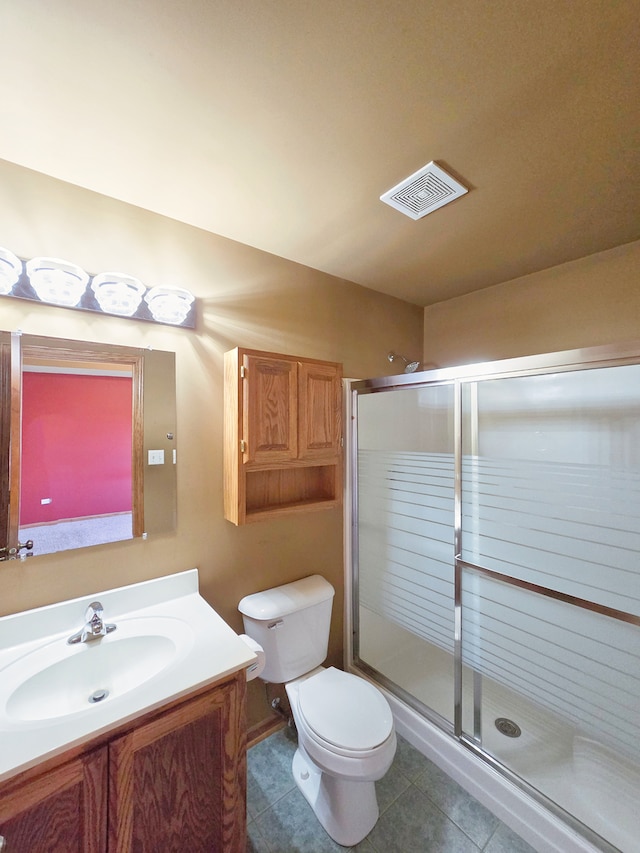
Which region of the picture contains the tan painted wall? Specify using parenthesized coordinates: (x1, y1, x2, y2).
(0, 159, 423, 727)
(423, 240, 640, 367)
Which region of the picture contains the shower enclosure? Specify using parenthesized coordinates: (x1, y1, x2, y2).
(347, 341, 640, 853)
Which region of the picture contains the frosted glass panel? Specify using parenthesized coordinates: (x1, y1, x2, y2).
(357, 384, 456, 724)
(461, 365, 640, 616)
(462, 569, 640, 852)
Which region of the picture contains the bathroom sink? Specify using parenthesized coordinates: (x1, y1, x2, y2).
(0, 569, 257, 783)
(0, 616, 193, 724)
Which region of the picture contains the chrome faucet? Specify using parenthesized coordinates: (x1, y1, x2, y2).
(67, 601, 117, 645)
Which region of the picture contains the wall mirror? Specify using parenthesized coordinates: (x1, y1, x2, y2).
(0, 331, 177, 559)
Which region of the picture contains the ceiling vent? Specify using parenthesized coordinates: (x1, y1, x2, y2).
(380, 161, 468, 220)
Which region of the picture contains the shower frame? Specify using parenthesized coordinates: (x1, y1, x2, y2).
(345, 338, 640, 853)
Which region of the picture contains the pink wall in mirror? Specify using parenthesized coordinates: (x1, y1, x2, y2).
(20, 373, 132, 524)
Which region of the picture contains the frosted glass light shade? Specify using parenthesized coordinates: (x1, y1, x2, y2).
(26, 257, 89, 307)
(0, 247, 22, 295)
(144, 286, 195, 325)
(91, 272, 146, 317)
(3, 245, 195, 328)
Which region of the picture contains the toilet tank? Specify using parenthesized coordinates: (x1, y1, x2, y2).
(238, 575, 335, 683)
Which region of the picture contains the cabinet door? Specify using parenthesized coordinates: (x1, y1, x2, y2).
(298, 361, 342, 460)
(0, 748, 107, 853)
(109, 678, 246, 853)
(243, 353, 298, 464)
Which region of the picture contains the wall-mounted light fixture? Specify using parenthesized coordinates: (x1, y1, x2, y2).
(26, 257, 90, 308)
(144, 287, 195, 325)
(0, 247, 22, 295)
(0, 246, 196, 328)
(91, 272, 146, 317)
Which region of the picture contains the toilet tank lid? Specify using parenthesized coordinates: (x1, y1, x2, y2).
(238, 575, 335, 621)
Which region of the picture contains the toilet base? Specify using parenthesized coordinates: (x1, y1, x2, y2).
(291, 744, 379, 846)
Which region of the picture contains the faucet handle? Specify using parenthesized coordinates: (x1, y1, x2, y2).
(85, 601, 104, 620)
(84, 601, 106, 638)
(67, 600, 116, 644)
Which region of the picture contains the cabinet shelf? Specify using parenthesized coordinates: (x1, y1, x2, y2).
(245, 464, 339, 519)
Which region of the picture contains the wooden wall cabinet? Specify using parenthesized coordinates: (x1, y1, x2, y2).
(224, 348, 343, 524)
(0, 673, 246, 853)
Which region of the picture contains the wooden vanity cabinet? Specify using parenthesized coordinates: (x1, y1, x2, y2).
(0, 748, 107, 853)
(0, 672, 246, 853)
(224, 348, 343, 524)
(109, 676, 245, 853)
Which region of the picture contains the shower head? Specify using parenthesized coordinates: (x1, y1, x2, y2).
(387, 351, 421, 373)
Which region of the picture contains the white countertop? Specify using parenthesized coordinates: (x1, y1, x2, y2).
(0, 569, 255, 783)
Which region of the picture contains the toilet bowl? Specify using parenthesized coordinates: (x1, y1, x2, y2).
(238, 575, 397, 846)
(286, 667, 396, 845)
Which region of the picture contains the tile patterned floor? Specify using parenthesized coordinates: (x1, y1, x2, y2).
(247, 726, 539, 853)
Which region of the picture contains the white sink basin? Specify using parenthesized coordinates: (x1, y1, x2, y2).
(0, 569, 257, 783)
(0, 617, 193, 723)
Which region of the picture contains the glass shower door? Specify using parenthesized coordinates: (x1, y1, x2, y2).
(459, 364, 640, 852)
(355, 382, 456, 727)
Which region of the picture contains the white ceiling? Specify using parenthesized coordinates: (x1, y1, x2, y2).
(1, 0, 639, 306)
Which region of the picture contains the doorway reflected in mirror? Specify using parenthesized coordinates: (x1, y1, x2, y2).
(1, 332, 177, 560)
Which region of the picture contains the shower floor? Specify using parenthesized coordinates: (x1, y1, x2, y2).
(358, 606, 639, 853)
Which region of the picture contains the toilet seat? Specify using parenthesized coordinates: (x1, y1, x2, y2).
(297, 667, 393, 751)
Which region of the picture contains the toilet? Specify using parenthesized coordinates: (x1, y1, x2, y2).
(238, 574, 396, 846)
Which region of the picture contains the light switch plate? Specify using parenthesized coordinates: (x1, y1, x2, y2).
(148, 449, 165, 465)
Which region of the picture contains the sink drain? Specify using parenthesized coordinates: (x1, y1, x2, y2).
(495, 717, 521, 738)
(89, 688, 109, 704)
